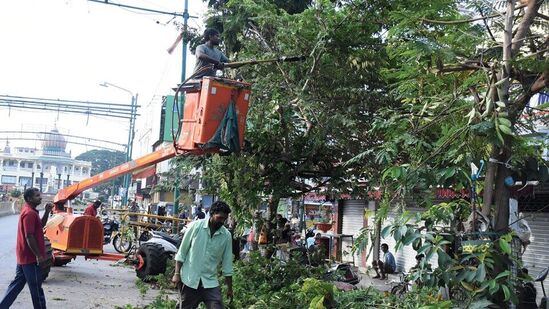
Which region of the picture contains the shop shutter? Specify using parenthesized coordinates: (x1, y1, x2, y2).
(382, 208, 439, 273)
(522, 212, 549, 304)
(341, 200, 366, 265)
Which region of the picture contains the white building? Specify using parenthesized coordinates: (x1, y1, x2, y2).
(0, 128, 92, 194)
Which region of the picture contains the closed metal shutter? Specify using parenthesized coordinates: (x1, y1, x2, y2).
(341, 200, 366, 265)
(382, 208, 438, 273)
(522, 212, 549, 304)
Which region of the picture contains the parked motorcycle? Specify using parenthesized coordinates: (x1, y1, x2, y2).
(133, 227, 186, 281)
(102, 217, 120, 245)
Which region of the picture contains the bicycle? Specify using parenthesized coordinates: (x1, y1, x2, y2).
(389, 272, 410, 298)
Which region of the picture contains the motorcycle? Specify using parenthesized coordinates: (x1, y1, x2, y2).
(102, 217, 120, 245)
(133, 227, 186, 281)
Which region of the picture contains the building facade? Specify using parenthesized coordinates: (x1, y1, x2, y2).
(0, 128, 92, 194)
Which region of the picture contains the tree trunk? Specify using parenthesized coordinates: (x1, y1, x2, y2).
(267, 195, 280, 241)
(492, 0, 515, 233)
(482, 147, 498, 216)
(494, 144, 512, 232)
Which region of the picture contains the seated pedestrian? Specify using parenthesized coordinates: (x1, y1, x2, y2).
(373, 243, 396, 279)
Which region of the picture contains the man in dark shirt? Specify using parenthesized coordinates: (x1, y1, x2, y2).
(195, 206, 206, 220)
(83, 200, 101, 217)
(0, 188, 52, 308)
(192, 28, 230, 79)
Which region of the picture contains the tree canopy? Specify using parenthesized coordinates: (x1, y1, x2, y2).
(178, 0, 548, 227)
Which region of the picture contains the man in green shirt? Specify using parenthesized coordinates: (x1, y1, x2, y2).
(172, 201, 233, 309)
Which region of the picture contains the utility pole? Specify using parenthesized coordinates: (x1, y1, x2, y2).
(99, 82, 137, 206)
(173, 0, 190, 222)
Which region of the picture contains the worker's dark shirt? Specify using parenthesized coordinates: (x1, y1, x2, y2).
(16, 203, 46, 265)
(83, 205, 97, 217)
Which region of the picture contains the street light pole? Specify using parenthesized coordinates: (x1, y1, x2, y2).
(99, 82, 137, 206)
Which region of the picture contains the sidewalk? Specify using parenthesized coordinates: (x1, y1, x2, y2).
(355, 268, 395, 292)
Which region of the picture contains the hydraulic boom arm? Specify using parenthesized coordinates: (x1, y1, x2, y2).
(54, 145, 176, 203)
(54, 76, 252, 205)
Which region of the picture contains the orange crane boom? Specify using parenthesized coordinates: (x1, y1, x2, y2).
(54, 145, 176, 203)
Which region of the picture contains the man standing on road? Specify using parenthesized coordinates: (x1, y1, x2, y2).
(172, 201, 233, 309)
(192, 28, 230, 79)
(0, 187, 53, 309)
(83, 200, 101, 217)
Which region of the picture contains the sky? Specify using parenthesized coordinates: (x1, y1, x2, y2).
(0, 0, 207, 157)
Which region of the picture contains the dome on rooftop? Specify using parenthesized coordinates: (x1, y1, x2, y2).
(42, 128, 67, 155)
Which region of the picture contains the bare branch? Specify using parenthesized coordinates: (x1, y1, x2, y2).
(531, 71, 549, 93)
(421, 3, 527, 25)
(537, 12, 549, 21)
(511, 0, 545, 55)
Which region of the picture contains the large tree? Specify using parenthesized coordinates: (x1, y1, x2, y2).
(358, 0, 548, 227)
(186, 0, 397, 224)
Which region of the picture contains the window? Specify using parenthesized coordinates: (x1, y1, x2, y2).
(35, 178, 48, 185)
(37, 164, 41, 169)
(1, 175, 17, 184)
(19, 177, 32, 186)
(82, 168, 88, 174)
(27, 162, 33, 168)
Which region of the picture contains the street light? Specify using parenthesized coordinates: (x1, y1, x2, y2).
(99, 81, 138, 206)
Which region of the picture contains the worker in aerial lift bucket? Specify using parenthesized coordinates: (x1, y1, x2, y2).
(192, 28, 230, 79)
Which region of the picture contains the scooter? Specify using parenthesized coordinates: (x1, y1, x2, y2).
(323, 263, 361, 286)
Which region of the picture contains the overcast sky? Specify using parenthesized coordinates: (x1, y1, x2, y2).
(0, 0, 206, 157)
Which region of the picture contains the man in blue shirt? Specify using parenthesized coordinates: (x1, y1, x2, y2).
(172, 201, 233, 308)
(373, 243, 396, 279)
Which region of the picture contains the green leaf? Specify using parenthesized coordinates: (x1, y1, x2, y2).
(412, 237, 422, 250)
(489, 282, 500, 295)
(498, 124, 513, 135)
(497, 117, 512, 127)
(498, 239, 511, 255)
(502, 285, 510, 301)
(495, 270, 511, 280)
(465, 270, 477, 282)
(437, 250, 452, 269)
(461, 281, 475, 291)
(417, 243, 431, 255)
(381, 226, 392, 238)
(402, 231, 418, 245)
(475, 264, 486, 282)
(468, 299, 494, 309)
(495, 100, 506, 107)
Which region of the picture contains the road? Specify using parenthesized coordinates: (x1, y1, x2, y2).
(0, 213, 170, 308)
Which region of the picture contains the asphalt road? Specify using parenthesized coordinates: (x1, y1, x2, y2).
(0, 212, 170, 308)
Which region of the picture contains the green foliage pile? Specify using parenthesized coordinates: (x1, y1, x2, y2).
(227, 251, 324, 308)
